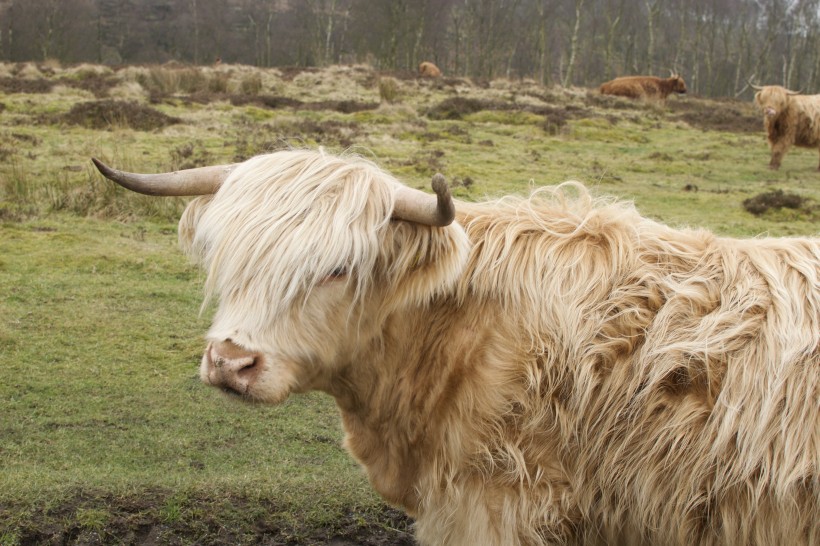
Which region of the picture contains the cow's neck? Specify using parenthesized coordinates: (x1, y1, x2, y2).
(326, 297, 508, 513)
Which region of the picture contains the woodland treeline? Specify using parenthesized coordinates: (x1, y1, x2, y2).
(1, 0, 818, 97)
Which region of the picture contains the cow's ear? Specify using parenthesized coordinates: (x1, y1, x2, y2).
(178, 195, 214, 258)
(379, 220, 469, 308)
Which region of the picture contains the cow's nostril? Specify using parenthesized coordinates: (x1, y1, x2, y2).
(204, 341, 264, 396)
(236, 357, 258, 376)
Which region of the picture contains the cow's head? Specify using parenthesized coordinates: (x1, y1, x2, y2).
(669, 73, 687, 94)
(93, 150, 470, 404)
(752, 85, 799, 118)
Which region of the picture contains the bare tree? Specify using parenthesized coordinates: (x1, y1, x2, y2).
(562, 0, 585, 86)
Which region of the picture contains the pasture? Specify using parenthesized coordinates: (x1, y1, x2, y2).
(0, 62, 817, 545)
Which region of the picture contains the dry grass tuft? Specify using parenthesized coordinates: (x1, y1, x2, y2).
(378, 76, 401, 104)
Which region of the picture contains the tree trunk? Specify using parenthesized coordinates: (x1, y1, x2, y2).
(562, 0, 584, 87)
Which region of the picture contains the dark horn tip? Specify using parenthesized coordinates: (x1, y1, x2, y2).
(431, 173, 449, 196)
(91, 157, 115, 179)
(430, 173, 455, 226)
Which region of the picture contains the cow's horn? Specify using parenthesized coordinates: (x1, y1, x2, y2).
(392, 173, 455, 227)
(787, 88, 802, 95)
(91, 158, 237, 196)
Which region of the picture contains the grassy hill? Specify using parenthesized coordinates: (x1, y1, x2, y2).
(0, 61, 817, 545)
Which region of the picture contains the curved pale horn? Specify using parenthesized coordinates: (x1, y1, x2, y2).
(392, 173, 455, 227)
(786, 88, 802, 96)
(749, 82, 764, 91)
(91, 158, 237, 196)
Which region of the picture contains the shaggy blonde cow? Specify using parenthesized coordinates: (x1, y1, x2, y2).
(93, 150, 819, 546)
(753, 84, 820, 170)
(418, 61, 442, 78)
(599, 73, 687, 100)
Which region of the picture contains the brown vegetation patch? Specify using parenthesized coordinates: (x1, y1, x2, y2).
(395, 149, 446, 177)
(426, 97, 496, 120)
(230, 95, 377, 114)
(427, 96, 601, 130)
(59, 74, 120, 98)
(0, 77, 54, 94)
(170, 142, 215, 170)
(231, 119, 362, 160)
(278, 66, 322, 81)
(542, 106, 571, 135)
(230, 94, 304, 109)
(742, 190, 810, 215)
(668, 99, 761, 133)
(306, 100, 379, 114)
(58, 100, 182, 131)
(583, 92, 643, 110)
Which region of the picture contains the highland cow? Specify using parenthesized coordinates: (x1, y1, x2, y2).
(599, 73, 687, 100)
(93, 150, 819, 546)
(753, 84, 820, 170)
(419, 61, 442, 78)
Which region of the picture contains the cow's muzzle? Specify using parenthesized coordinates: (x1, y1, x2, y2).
(201, 339, 263, 396)
(764, 107, 777, 117)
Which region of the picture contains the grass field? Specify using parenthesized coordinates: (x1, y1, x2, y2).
(0, 62, 818, 545)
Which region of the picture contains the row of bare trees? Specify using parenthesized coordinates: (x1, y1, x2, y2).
(1, 0, 819, 96)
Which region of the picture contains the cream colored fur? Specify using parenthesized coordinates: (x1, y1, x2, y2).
(180, 150, 819, 545)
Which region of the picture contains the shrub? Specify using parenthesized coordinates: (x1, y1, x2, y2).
(59, 100, 181, 131)
(378, 77, 400, 104)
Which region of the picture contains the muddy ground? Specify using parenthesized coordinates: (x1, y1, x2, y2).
(4, 492, 415, 546)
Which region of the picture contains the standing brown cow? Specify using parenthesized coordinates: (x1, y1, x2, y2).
(418, 61, 442, 78)
(753, 84, 820, 170)
(599, 73, 687, 100)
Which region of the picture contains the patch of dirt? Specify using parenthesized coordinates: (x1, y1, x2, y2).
(2, 491, 415, 546)
(57, 100, 182, 131)
(742, 189, 811, 215)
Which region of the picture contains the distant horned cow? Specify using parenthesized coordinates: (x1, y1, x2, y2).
(418, 61, 442, 78)
(599, 72, 687, 100)
(752, 84, 820, 170)
(93, 149, 819, 545)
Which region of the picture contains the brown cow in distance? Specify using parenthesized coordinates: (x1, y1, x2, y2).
(753, 84, 820, 170)
(418, 61, 442, 78)
(600, 73, 687, 100)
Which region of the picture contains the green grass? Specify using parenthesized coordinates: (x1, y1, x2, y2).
(0, 62, 817, 544)
(0, 217, 389, 543)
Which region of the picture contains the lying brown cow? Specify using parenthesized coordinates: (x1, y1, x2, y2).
(753, 84, 820, 170)
(418, 61, 442, 78)
(599, 73, 687, 100)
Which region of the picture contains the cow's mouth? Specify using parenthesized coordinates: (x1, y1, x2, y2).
(221, 386, 242, 396)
